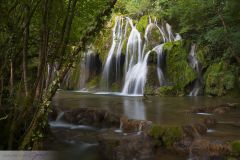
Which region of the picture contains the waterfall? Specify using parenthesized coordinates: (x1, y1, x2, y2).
(166, 23, 175, 42)
(101, 17, 128, 90)
(56, 111, 64, 121)
(174, 33, 182, 41)
(122, 52, 150, 95)
(79, 49, 94, 90)
(188, 44, 202, 96)
(124, 17, 142, 75)
(152, 44, 165, 86)
(71, 16, 183, 96)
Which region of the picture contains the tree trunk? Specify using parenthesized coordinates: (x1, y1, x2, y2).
(0, 74, 3, 107)
(58, 0, 78, 67)
(10, 59, 14, 96)
(22, 5, 30, 97)
(33, 0, 50, 101)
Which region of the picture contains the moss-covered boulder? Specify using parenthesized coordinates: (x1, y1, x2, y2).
(155, 86, 175, 96)
(148, 124, 183, 148)
(86, 75, 101, 90)
(204, 61, 238, 96)
(164, 41, 197, 95)
(230, 140, 240, 157)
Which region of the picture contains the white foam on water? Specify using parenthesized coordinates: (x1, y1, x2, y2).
(196, 112, 213, 116)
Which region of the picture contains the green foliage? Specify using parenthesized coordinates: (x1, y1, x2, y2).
(93, 15, 116, 62)
(0, 0, 117, 149)
(204, 62, 237, 96)
(154, 0, 240, 73)
(196, 46, 210, 68)
(125, 0, 151, 16)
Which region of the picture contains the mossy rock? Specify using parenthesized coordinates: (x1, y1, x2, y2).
(111, 81, 122, 92)
(144, 85, 155, 95)
(164, 41, 197, 95)
(148, 124, 183, 148)
(87, 76, 101, 89)
(93, 14, 118, 63)
(136, 15, 149, 34)
(230, 140, 240, 156)
(156, 86, 175, 96)
(196, 46, 210, 68)
(204, 61, 237, 96)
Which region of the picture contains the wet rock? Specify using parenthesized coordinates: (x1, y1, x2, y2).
(178, 124, 200, 152)
(202, 117, 217, 128)
(99, 130, 154, 160)
(213, 107, 231, 114)
(49, 106, 61, 121)
(176, 118, 217, 153)
(120, 116, 152, 133)
(115, 135, 154, 160)
(63, 108, 120, 128)
(193, 123, 207, 135)
(190, 103, 237, 115)
(190, 139, 230, 160)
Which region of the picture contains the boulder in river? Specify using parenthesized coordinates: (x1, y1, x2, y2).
(190, 103, 239, 115)
(189, 139, 230, 160)
(120, 116, 152, 133)
(63, 108, 120, 128)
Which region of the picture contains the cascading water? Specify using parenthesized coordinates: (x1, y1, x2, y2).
(174, 33, 182, 41)
(100, 16, 183, 95)
(152, 44, 165, 86)
(122, 18, 147, 95)
(122, 52, 150, 94)
(79, 49, 94, 90)
(101, 17, 127, 90)
(66, 16, 183, 96)
(188, 44, 202, 96)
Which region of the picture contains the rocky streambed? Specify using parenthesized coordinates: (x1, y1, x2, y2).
(44, 91, 240, 160)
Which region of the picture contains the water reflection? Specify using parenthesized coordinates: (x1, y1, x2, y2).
(123, 98, 146, 120)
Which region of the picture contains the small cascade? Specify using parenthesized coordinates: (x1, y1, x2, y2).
(49, 111, 96, 130)
(166, 23, 175, 42)
(46, 62, 58, 87)
(152, 44, 165, 86)
(79, 49, 94, 90)
(124, 17, 142, 75)
(188, 44, 203, 96)
(101, 17, 128, 90)
(122, 52, 150, 94)
(174, 33, 182, 41)
(56, 111, 64, 121)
